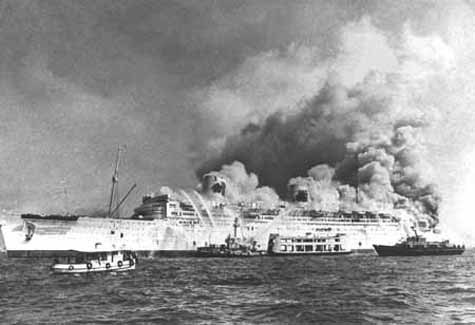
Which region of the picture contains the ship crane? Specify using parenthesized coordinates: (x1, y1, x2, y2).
(107, 145, 136, 219)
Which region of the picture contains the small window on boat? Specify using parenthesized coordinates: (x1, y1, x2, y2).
(334, 245, 340, 251)
(316, 245, 323, 251)
(296, 245, 304, 252)
(280, 245, 286, 251)
(305, 245, 313, 252)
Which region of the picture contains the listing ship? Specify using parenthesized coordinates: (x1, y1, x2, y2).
(0, 151, 416, 257)
(0, 175, 412, 257)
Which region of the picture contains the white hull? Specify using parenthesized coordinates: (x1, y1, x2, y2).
(52, 261, 135, 274)
(0, 213, 406, 257)
(52, 252, 136, 273)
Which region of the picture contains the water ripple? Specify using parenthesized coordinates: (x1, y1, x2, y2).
(1, 251, 475, 323)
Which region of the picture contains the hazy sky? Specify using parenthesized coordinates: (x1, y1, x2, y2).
(1, 0, 475, 230)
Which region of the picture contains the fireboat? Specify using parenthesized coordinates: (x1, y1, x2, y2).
(195, 217, 266, 257)
(373, 228, 465, 256)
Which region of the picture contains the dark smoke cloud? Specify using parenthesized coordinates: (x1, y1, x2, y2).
(197, 83, 359, 195)
(197, 75, 442, 223)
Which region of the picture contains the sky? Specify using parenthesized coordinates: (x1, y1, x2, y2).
(1, 0, 475, 238)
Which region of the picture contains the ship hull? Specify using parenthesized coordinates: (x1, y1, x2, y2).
(268, 251, 352, 256)
(6, 249, 197, 258)
(1, 213, 406, 258)
(373, 245, 465, 256)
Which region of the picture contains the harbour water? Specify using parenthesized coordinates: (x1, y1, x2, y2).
(1, 251, 475, 324)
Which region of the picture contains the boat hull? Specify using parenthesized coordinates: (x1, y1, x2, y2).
(7, 249, 196, 258)
(268, 250, 352, 256)
(194, 251, 267, 258)
(52, 261, 136, 274)
(52, 264, 135, 274)
(373, 245, 465, 256)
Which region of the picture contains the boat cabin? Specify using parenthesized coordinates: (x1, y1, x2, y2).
(268, 233, 351, 255)
(51, 250, 137, 273)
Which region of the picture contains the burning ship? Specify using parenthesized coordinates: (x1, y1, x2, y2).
(0, 170, 414, 257)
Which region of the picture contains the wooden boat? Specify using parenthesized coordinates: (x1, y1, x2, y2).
(51, 250, 137, 274)
(267, 233, 352, 256)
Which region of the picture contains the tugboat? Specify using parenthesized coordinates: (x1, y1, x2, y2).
(196, 218, 266, 257)
(51, 250, 137, 274)
(373, 228, 465, 256)
(267, 233, 352, 256)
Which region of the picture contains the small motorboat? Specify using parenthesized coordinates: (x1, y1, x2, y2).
(51, 250, 137, 274)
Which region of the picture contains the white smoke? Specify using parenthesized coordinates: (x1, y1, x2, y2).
(198, 161, 279, 208)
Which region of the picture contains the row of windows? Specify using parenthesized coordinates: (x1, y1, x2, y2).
(177, 220, 199, 225)
(170, 211, 197, 216)
(280, 238, 339, 243)
(280, 244, 342, 252)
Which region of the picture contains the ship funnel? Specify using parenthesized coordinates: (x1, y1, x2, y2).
(202, 173, 226, 196)
(288, 184, 309, 203)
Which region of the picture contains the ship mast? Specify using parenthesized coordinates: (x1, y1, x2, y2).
(233, 217, 239, 238)
(108, 146, 122, 218)
(411, 226, 419, 240)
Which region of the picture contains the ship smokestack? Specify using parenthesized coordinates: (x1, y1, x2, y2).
(288, 183, 309, 203)
(202, 173, 226, 196)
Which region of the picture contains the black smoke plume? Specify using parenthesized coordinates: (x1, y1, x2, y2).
(197, 79, 441, 225)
